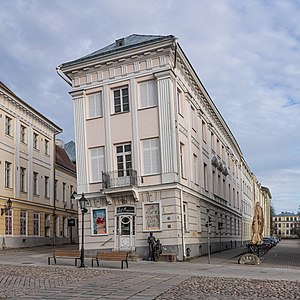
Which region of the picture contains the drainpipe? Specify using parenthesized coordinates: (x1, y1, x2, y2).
(56, 66, 72, 86)
(53, 134, 57, 246)
(180, 187, 186, 261)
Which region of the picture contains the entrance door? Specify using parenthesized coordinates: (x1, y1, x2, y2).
(117, 215, 135, 251)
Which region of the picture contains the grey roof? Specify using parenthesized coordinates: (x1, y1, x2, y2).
(61, 34, 174, 68)
(64, 140, 76, 163)
(275, 212, 298, 217)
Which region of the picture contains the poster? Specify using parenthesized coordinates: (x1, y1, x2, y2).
(92, 208, 107, 235)
(143, 202, 161, 231)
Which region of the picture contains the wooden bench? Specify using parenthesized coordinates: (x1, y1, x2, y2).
(92, 251, 129, 269)
(48, 249, 81, 266)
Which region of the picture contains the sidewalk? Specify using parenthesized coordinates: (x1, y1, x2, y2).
(0, 241, 299, 299)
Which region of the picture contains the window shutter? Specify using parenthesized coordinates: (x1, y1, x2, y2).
(140, 82, 148, 108)
(148, 81, 157, 106)
(88, 93, 102, 118)
(91, 147, 105, 182)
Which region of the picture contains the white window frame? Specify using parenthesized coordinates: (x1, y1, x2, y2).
(5, 161, 12, 188)
(33, 132, 39, 150)
(20, 210, 27, 236)
(45, 176, 49, 198)
(63, 182, 66, 202)
(139, 80, 158, 108)
(20, 167, 26, 193)
(183, 202, 189, 232)
(192, 154, 197, 183)
(197, 205, 202, 232)
(88, 92, 103, 118)
(113, 86, 129, 113)
(5, 116, 12, 136)
(20, 125, 26, 143)
(5, 210, 12, 235)
(90, 147, 105, 183)
(33, 172, 39, 195)
(33, 213, 40, 236)
(45, 139, 49, 155)
(142, 138, 161, 175)
(204, 163, 208, 191)
(116, 143, 132, 177)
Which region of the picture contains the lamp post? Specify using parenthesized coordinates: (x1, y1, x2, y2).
(78, 193, 88, 268)
(1, 198, 12, 216)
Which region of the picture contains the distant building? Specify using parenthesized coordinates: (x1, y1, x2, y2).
(0, 81, 77, 248)
(273, 212, 300, 238)
(58, 34, 271, 259)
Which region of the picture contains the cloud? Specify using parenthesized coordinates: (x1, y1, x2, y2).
(0, 0, 299, 213)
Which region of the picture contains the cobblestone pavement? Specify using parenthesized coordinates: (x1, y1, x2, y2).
(156, 276, 300, 300)
(0, 240, 299, 299)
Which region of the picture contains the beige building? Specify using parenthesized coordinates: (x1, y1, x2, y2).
(58, 34, 270, 259)
(0, 81, 77, 248)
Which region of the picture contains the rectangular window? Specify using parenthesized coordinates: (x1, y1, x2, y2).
(5, 161, 12, 188)
(20, 125, 26, 143)
(204, 163, 208, 191)
(142, 138, 160, 175)
(183, 202, 188, 232)
(202, 120, 207, 142)
(90, 147, 105, 182)
(20, 210, 27, 235)
(33, 213, 39, 236)
(63, 182, 66, 202)
(5, 210, 12, 235)
(113, 87, 129, 113)
(54, 180, 58, 200)
(5, 116, 12, 136)
(193, 154, 197, 183)
(33, 172, 38, 195)
(88, 92, 103, 118)
(197, 206, 202, 232)
(45, 139, 49, 155)
(139, 80, 157, 108)
(177, 89, 183, 115)
(33, 133, 39, 149)
(180, 143, 185, 178)
(45, 176, 49, 198)
(191, 106, 196, 130)
(211, 132, 215, 151)
(116, 144, 132, 177)
(20, 167, 26, 192)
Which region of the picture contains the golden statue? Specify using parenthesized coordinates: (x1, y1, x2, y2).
(251, 202, 264, 245)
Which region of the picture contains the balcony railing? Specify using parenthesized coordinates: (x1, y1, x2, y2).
(102, 169, 137, 189)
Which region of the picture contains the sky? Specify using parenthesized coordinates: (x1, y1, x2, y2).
(1, 0, 299, 214)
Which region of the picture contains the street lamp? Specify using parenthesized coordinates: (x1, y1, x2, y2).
(78, 193, 88, 268)
(1, 198, 12, 216)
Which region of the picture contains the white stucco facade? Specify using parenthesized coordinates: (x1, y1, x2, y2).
(59, 34, 271, 259)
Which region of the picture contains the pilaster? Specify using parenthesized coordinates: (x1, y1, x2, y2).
(155, 70, 177, 183)
(71, 90, 88, 193)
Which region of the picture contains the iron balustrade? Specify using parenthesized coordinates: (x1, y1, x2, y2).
(102, 169, 137, 189)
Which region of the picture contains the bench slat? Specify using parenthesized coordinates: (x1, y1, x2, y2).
(48, 249, 81, 266)
(92, 252, 129, 269)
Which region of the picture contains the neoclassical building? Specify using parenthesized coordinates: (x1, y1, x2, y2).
(273, 212, 299, 238)
(58, 34, 270, 259)
(0, 81, 77, 248)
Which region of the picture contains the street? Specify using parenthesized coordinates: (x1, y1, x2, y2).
(0, 239, 299, 299)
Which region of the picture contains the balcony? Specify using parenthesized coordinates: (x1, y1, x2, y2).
(102, 169, 138, 202)
(102, 169, 137, 189)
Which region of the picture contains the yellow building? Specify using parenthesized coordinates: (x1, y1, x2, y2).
(273, 212, 299, 238)
(0, 81, 77, 248)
